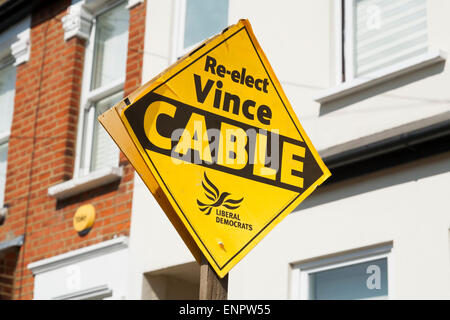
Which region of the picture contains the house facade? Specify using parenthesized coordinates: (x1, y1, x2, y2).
(0, 0, 449, 300)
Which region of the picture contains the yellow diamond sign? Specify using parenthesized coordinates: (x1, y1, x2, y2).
(99, 19, 330, 278)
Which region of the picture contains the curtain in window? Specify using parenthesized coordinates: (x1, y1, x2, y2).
(355, 0, 427, 77)
(91, 92, 122, 172)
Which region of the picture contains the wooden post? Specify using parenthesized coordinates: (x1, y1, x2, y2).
(199, 255, 228, 300)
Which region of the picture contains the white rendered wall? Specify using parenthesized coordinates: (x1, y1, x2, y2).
(30, 237, 129, 300)
(128, 0, 450, 299)
(127, 0, 194, 299)
(228, 152, 450, 299)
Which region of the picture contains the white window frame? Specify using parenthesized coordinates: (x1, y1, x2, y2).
(291, 243, 393, 300)
(171, 0, 230, 62)
(0, 16, 31, 208)
(172, 0, 189, 61)
(74, 0, 127, 179)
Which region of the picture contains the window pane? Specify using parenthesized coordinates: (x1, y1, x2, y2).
(90, 92, 122, 171)
(91, 2, 129, 90)
(310, 258, 388, 300)
(354, 0, 427, 77)
(183, 0, 229, 49)
(0, 143, 8, 208)
(0, 64, 16, 135)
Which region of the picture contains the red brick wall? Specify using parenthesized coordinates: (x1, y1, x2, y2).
(0, 0, 146, 299)
(125, 2, 146, 97)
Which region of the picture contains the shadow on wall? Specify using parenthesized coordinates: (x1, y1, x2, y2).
(142, 262, 200, 300)
(295, 151, 450, 213)
(0, 247, 19, 300)
(319, 62, 446, 116)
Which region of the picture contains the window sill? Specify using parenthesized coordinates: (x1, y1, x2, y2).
(48, 166, 123, 200)
(314, 49, 447, 104)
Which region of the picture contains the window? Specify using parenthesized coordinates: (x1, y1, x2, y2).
(173, 0, 229, 60)
(75, 1, 129, 177)
(0, 60, 16, 208)
(308, 258, 388, 300)
(339, 0, 428, 82)
(292, 244, 392, 300)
